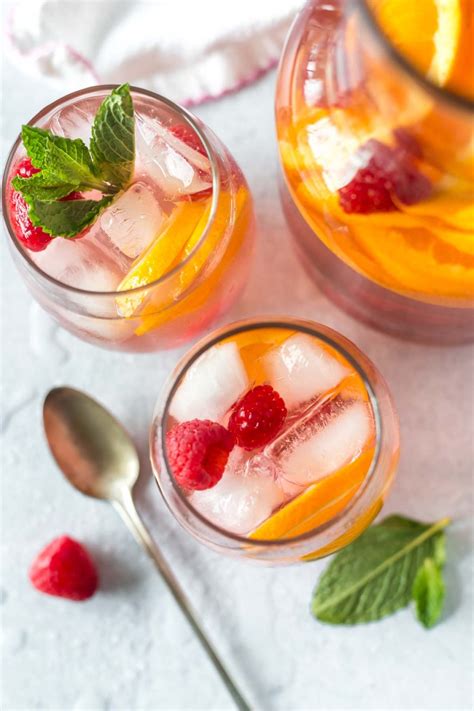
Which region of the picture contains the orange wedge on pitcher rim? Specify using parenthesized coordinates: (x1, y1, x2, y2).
(368, 0, 474, 99)
(369, 0, 461, 85)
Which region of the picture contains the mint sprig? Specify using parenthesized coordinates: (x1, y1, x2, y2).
(14, 84, 135, 238)
(19, 125, 107, 192)
(90, 83, 135, 189)
(312, 514, 449, 628)
(12, 171, 79, 201)
(27, 196, 114, 238)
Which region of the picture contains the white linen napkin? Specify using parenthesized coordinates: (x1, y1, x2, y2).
(5, 0, 304, 105)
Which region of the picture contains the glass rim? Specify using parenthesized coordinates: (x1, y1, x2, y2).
(357, 0, 474, 113)
(1, 84, 221, 299)
(153, 317, 384, 548)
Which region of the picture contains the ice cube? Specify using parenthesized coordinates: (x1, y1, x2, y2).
(241, 452, 280, 480)
(242, 452, 304, 497)
(33, 235, 122, 292)
(101, 182, 164, 259)
(135, 117, 212, 199)
(87, 226, 133, 275)
(170, 342, 249, 423)
(189, 470, 287, 535)
(136, 114, 210, 172)
(48, 104, 94, 143)
(263, 334, 349, 410)
(306, 117, 364, 191)
(266, 398, 373, 487)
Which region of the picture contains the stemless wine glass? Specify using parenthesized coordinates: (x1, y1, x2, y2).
(150, 318, 400, 565)
(2, 86, 255, 352)
(276, 0, 474, 343)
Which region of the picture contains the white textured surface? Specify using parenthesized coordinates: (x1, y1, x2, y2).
(1, 60, 473, 711)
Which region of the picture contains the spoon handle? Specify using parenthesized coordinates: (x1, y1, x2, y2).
(113, 490, 251, 711)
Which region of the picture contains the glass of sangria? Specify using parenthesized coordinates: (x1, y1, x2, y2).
(276, 0, 474, 343)
(150, 318, 399, 564)
(2, 85, 255, 351)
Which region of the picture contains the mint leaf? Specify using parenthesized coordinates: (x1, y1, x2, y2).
(412, 558, 445, 628)
(12, 172, 78, 201)
(90, 83, 135, 189)
(21, 126, 108, 192)
(15, 86, 136, 238)
(311, 515, 449, 626)
(27, 196, 113, 238)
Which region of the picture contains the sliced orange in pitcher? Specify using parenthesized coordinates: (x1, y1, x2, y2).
(250, 448, 375, 540)
(352, 225, 474, 297)
(445, 0, 474, 99)
(369, 0, 462, 88)
(401, 193, 474, 234)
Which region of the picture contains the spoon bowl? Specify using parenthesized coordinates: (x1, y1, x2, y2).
(43, 386, 139, 501)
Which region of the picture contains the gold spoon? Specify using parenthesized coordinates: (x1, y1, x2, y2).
(43, 386, 251, 711)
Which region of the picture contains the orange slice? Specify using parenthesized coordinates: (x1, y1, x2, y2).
(134, 186, 252, 335)
(250, 448, 375, 540)
(444, 0, 474, 99)
(401, 193, 474, 234)
(352, 225, 474, 297)
(302, 498, 384, 560)
(369, 0, 462, 88)
(223, 327, 294, 384)
(116, 200, 208, 317)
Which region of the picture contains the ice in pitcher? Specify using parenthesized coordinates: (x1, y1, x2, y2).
(163, 326, 376, 539)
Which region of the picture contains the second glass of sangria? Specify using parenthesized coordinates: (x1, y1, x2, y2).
(276, 0, 474, 342)
(2, 85, 254, 351)
(151, 318, 399, 564)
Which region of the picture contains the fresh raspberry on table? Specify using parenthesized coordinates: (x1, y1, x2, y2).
(166, 419, 235, 491)
(29, 536, 98, 601)
(338, 139, 432, 214)
(228, 385, 287, 451)
(9, 158, 52, 252)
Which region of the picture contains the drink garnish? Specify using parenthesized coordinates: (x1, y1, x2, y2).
(11, 84, 135, 241)
(10, 158, 53, 251)
(166, 419, 235, 491)
(338, 139, 432, 214)
(228, 385, 288, 451)
(312, 514, 449, 628)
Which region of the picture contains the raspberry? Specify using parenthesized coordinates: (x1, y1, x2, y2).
(170, 123, 207, 156)
(29, 536, 98, 601)
(16, 157, 40, 179)
(228, 385, 287, 451)
(393, 128, 423, 159)
(9, 158, 52, 252)
(62, 191, 83, 201)
(166, 419, 235, 491)
(338, 139, 432, 214)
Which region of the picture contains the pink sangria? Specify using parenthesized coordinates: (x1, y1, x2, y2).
(151, 319, 399, 564)
(2, 85, 254, 351)
(276, 0, 474, 342)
